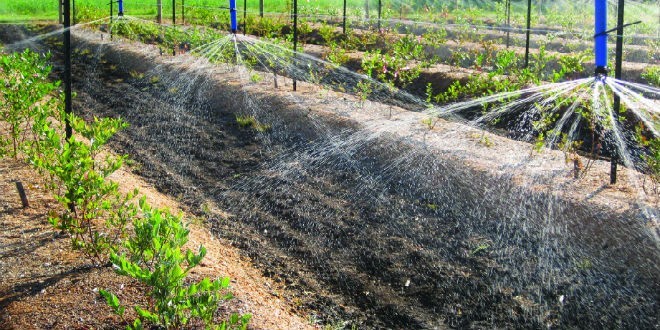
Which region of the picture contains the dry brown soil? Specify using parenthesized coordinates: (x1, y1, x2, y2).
(0, 157, 314, 329)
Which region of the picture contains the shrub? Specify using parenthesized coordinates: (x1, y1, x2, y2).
(29, 109, 134, 264)
(101, 198, 251, 329)
(0, 49, 60, 158)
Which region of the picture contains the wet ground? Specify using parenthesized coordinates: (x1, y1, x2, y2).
(2, 25, 658, 329)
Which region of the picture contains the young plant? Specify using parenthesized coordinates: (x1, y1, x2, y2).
(101, 198, 251, 329)
(0, 49, 60, 158)
(641, 66, 660, 87)
(30, 110, 134, 264)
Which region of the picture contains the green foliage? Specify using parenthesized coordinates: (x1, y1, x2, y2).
(30, 110, 135, 264)
(235, 114, 270, 132)
(0, 49, 60, 158)
(641, 66, 660, 87)
(643, 138, 660, 184)
(325, 42, 349, 66)
(104, 198, 251, 329)
(318, 22, 336, 44)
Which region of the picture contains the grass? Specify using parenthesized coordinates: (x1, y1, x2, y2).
(1, 0, 657, 37)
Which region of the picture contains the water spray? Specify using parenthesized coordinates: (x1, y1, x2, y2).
(593, 0, 642, 183)
(229, 0, 238, 34)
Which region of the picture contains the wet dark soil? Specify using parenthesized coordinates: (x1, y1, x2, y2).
(2, 25, 658, 329)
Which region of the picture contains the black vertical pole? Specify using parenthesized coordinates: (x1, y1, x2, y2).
(243, 0, 247, 35)
(110, 0, 113, 40)
(343, 0, 347, 35)
(72, 0, 76, 25)
(63, 0, 72, 140)
(611, 0, 625, 184)
(293, 0, 297, 91)
(259, 0, 263, 17)
(157, 0, 163, 24)
(505, 0, 511, 48)
(377, 0, 381, 31)
(172, 0, 176, 25)
(524, 0, 532, 68)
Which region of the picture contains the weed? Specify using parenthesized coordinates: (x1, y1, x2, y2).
(236, 115, 270, 132)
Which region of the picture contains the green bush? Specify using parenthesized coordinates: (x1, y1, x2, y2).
(101, 198, 251, 329)
(0, 49, 60, 158)
(29, 110, 135, 264)
(641, 66, 660, 87)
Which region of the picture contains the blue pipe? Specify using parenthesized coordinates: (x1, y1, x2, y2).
(230, 0, 238, 33)
(594, 0, 607, 74)
(118, 0, 124, 16)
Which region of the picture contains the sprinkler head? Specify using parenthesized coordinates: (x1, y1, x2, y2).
(594, 66, 609, 78)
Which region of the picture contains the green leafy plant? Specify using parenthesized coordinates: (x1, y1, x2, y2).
(0, 49, 60, 158)
(29, 110, 134, 264)
(325, 42, 350, 66)
(235, 114, 270, 132)
(641, 66, 660, 87)
(101, 198, 251, 329)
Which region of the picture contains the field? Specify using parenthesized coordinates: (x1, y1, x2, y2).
(1, 1, 659, 329)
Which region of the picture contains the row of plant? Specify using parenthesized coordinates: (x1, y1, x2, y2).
(0, 48, 250, 329)
(96, 19, 658, 186)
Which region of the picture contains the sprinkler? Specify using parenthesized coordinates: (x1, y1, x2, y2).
(118, 0, 124, 16)
(229, 0, 238, 34)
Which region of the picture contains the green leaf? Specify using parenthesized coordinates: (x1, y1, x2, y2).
(135, 306, 158, 323)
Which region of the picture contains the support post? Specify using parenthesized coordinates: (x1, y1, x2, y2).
(172, 0, 176, 25)
(343, 0, 347, 35)
(63, 0, 72, 140)
(59, 0, 63, 24)
(505, 0, 511, 48)
(109, 0, 113, 39)
(611, 0, 625, 184)
(292, 0, 297, 91)
(72, 0, 76, 25)
(377, 0, 381, 31)
(15, 182, 29, 208)
(259, 0, 263, 17)
(524, 0, 531, 68)
(157, 0, 162, 23)
(243, 0, 247, 35)
(118, 0, 124, 16)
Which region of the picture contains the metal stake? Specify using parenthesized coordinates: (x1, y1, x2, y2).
(343, 0, 347, 35)
(611, 0, 626, 184)
(505, 0, 511, 48)
(377, 0, 381, 31)
(63, 0, 72, 140)
(524, 0, 531, 68)
(293, 0, 297, 91)
(157, 0, 162, 23)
